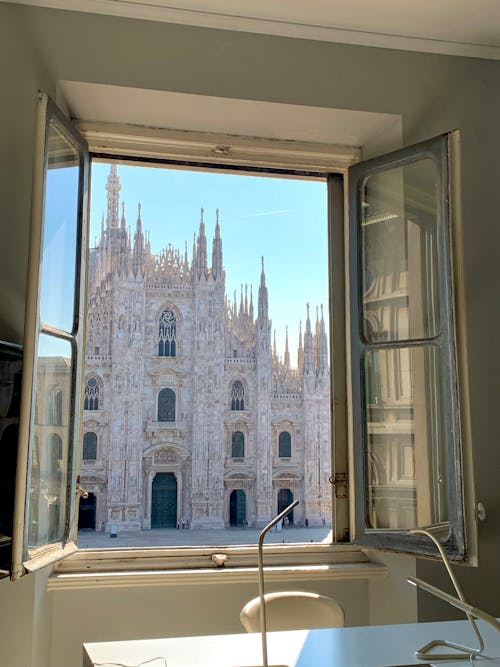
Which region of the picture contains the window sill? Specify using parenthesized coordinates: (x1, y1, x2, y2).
(48, 544, 387, 590)
(48, 561, 387, 590)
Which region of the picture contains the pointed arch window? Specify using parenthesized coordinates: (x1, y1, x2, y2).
(48, 433, 63, 473)
(159, 308, 177, 357)
(84, 378, 99, 411)
(230, 380, 245, 411)
(45, 386, 62, 425)
(158, 388, 176, 422)
(279, 431, 292, 458)
(83, 432, 97, 460)
(231, 431, 245, 458)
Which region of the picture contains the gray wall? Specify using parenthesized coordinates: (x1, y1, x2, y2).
(0, 3, 499, 665)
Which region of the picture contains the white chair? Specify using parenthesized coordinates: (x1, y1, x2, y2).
(240, 591, 345, 632)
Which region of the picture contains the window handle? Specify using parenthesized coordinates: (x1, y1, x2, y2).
(76, 476, 89, 499)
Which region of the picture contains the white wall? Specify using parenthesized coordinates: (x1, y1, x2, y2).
(1, 3, 499, 666)
(50, 577, 371, 667)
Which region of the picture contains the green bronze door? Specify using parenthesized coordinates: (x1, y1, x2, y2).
(278, 488, 294, 524)
(151, 472, 177, 528)
(229, 489, 246, 526)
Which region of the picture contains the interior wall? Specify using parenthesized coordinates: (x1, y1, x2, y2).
(50, 577, 369, 667)
(0, 569, 52, 667)
(0, 3, 499, 666)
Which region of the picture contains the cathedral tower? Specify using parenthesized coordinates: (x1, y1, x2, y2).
(190, 210, 226, 528)
(255, 258, 273, 525)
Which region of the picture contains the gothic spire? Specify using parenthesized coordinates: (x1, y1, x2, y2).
(249, 285, 254, 321)
(303, 303, 314, 374)
(317, 304, 329, 374)
(192, 232, 197, 271)
(133, 203, 145, 277)
(105, 164, 121, 229)
(212, 208, 223, 280)
(184, 241, 189, 273)
(196, 208, 208, 279)
(314, 305, 320, 369)
(258, 256, 268, 321)
(136, 203, 142, 234)
(121, 202, 126, 231)
(297, 320, 304, 374)
(284, 325, 290, 368)
(273, 329, 277, 360)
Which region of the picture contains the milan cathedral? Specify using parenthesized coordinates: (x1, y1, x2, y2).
(79, 166, 331, 532)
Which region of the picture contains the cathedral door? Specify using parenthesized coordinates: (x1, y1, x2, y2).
(78, 492, 96, 531)
(151, 473, 177, 528)
(229, 490, 246, 526)
(278, 488, 294, 524)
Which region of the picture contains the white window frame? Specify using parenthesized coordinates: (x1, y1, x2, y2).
(348, 132, 476, 562)
(12, 101, 476, 583)
(11, 92, 89, 579)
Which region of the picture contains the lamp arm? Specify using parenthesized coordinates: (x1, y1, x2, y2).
(410, 529, 465, 601)
(410, 527, 485, 652)
(408, 576, 500, 633)
(258, 500, 299, 667)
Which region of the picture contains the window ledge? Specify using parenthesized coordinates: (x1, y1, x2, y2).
(47, 561, 387, 591)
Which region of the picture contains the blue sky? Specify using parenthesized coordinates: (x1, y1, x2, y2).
(90, 162, 329, 363)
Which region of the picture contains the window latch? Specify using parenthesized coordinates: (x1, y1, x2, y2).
(76, 476, 89, 499)
(330, 472, 348, 499)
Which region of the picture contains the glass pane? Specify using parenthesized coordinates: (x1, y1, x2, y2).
(27, 334, 73, 548)
(77, 161, 331, 548)
(364, 344, 448, 530)
(362, 159, 439, 342)
(39, 121, 80, 332)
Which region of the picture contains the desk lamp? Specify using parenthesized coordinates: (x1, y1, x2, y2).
(256, 499, 299, 667)
(408, 528, 499, 661)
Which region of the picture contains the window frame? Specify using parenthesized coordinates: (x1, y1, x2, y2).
(158, 307, 177, 357)
(82, 431, 98, 461)
(11, 92, 89, 579)
(278, 431, 292, 458)
(231, 431, 245, 459)
(348, 131, 476, 562)
(13, 108, 475, 579)
(157, 387, 176, 423)
(69, 130, 352, 573)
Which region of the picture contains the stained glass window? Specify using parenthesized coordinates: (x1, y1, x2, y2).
(84, 378, 99, 411)
(231, 431, 245, 458)
(279, 431, 292, 457)
(159, 308, 177, 357)
(230, 380, 245, 410)
(83, 432, 97, 460)
(158, 388, 176, 422)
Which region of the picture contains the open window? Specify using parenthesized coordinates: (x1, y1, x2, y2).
(349, 132, 475, 561)
(11, 93, 89, 578)
(10, 93, 474, 579)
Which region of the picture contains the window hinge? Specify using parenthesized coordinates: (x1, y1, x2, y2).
(330, 472, 348, 499)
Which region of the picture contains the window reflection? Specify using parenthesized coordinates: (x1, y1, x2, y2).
(39, 121, 80, 333)
(28, 335, 72, 548)
(362, 159, 440, 342)
(361, 159, 448, 530)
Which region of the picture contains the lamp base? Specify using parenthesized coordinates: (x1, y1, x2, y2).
(416, 638, 482, 661)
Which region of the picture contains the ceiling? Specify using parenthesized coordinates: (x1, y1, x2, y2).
(9, 0, 500, 60)
(59, 81, 403, 160)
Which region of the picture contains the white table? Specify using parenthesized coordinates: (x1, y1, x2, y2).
(84, 619, 500, 667)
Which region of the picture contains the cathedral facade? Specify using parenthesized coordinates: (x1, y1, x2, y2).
(79, 166, 332, 532)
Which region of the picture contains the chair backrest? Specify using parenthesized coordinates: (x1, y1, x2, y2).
(240, 591, 345, 632)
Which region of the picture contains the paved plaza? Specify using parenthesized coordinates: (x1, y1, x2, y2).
(77, 525, 333, 549)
